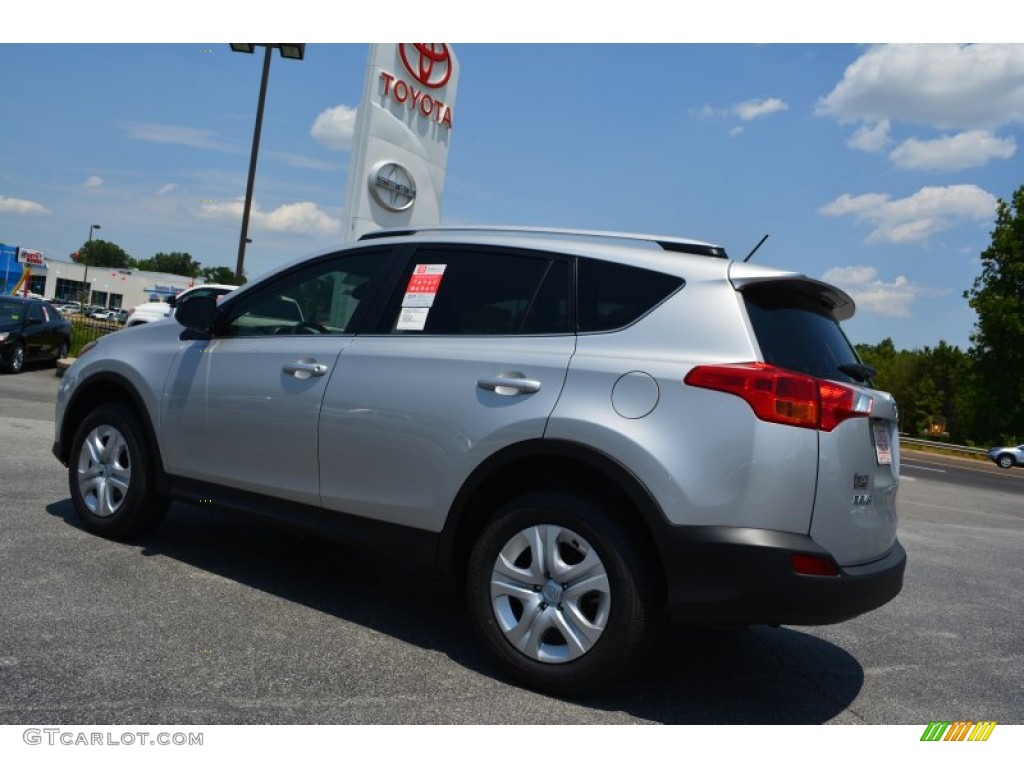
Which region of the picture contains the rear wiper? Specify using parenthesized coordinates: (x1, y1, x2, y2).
(838, 363, 876, 384)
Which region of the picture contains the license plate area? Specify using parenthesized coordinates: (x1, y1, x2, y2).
(872, 420, 892, 465)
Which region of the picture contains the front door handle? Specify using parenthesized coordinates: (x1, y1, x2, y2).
(283, 361, 329, 379)
(477, 374, 542, 395)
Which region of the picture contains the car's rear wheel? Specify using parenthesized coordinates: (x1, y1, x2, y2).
(997, 454, 1015, 469)
(69, 403, 169, 539)
(466, 491, 661, 695)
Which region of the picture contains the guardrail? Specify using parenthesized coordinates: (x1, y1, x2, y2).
(899, 436, 989, 458)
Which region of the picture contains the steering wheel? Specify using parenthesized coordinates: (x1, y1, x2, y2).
(294, 321, 329, 334)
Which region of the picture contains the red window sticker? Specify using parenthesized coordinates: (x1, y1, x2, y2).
(403, 264, 446, 308)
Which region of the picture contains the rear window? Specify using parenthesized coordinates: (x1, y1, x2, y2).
(577, 259, 682, 332)
(744, 287, 863, 384)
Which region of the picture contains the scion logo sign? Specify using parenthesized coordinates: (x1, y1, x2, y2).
(370, 161, 417, 212)
(379, 43, 454, 129)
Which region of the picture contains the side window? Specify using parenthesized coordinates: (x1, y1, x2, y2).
(28, 303, 45, 323)
(220, 250, 392, 337)
(384, 248, 570, 335)
(577, 259, 683, 332)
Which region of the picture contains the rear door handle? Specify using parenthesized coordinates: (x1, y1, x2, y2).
(477, 374, 541, 395)
(283, 361, 329, 379)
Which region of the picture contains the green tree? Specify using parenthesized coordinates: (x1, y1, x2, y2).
(963, 184, 1024, 443)
(857, 339, 973, 441)
(134, 252, 200, 278)
(72, 239, 132, 269)
(198, 265, 242, 285)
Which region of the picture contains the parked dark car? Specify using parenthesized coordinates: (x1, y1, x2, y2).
(0, 296, 73, 373)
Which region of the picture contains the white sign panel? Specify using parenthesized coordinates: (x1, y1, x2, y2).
(17, 249, 45, 267)
(341, 44, 459, 241)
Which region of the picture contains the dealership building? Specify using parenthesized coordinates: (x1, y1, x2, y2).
(2, 247, 200, 309)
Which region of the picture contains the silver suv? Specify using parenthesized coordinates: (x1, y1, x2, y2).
(53, 227, 905, 695)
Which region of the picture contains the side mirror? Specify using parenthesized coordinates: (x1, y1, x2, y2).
(167, 294, 178, 308)
(175, 295, 217, 340)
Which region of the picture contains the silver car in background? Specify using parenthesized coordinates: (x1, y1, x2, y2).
(988, 445, 1024, 469)
(52, 226, 905, 695)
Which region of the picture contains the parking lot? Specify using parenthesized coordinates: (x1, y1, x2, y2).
(1, 363, 1021, 725)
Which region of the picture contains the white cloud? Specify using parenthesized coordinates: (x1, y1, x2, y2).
(310, 105, 358, 151)
(157, 183, 178, 196)
(693, 98, 786, 129)
(888, 130, 1017, 171)
(694, 105, 723, 119)
(84, 176, 103, 188)
(822, 266, 919, 318)
(817, 44, 1024, 130)
(261, 202, 340, 235)
(848, 120, 891, 153)
(819, 184, 997, 244)
(196, 198, 340, 236)
(122, 122, 236, 152)
(0, 195, 51, 216)
(734, 97, 788, 121)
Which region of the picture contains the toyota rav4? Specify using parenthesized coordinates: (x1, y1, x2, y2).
(53, 227, 905, 695)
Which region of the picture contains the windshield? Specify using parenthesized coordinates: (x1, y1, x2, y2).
(0, 300, 25, 323)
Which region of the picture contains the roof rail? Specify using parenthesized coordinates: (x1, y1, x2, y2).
(358, 225, 729, 259)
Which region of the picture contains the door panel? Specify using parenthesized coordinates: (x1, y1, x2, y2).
(159, 246, 399, 505)
(318, 334, 575, 530)
(162, 336, 350, 505)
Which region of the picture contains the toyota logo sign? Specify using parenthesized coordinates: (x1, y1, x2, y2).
(399, 44, 452, 89)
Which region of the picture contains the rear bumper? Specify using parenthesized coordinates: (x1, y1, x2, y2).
(658, 526, 906, 626)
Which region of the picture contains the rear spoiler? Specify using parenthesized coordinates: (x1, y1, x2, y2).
(728, 263, 856, 321)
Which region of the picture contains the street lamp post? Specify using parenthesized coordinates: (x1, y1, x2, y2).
(230, 43, 306, 283)
(82, 223, 101, 304)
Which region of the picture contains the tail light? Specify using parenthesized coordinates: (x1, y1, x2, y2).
(684, 363, 872, 432)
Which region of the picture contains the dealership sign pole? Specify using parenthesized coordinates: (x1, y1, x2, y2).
(341, 44, 459, 241)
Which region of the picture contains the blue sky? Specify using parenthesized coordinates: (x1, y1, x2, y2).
(2, 12, 1022, 352)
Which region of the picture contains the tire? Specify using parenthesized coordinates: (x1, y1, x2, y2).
(68, 403, 169, 540)
(466, 491, 661, 696)
(997, 454, 1014, 469)
(3, 342, 25, 373)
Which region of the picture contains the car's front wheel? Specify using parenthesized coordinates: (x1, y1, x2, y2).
(466, 491, 661, 695)
(997, 454, 1015, 469)
(3, 342, 25, 373)
(69, 404, 169, 539)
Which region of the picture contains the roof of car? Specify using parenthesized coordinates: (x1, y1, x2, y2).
(360, 225, 729, 258)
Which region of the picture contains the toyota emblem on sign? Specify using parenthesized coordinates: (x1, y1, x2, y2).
(399, 44, 452, 89)
(370, 162, 417, 212)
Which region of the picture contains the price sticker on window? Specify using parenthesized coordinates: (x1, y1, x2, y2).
(402, 264, 446, 308)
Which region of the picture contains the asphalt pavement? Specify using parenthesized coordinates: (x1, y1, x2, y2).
(1, 364, 1021, 725)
